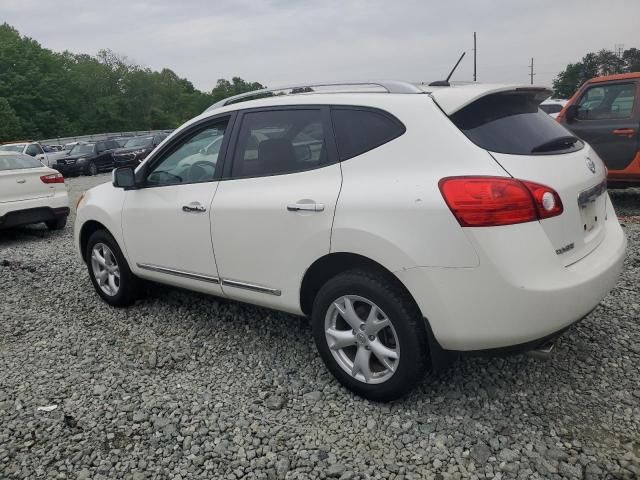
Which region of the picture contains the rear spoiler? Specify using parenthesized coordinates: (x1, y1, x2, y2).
(428, 84, 552, 116)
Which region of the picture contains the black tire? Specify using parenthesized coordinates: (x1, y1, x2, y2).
(311, 268, 428, 402)
(87, 161, 97, 176)
(45, 216, 67, 231)
(85, 229, 140, 307)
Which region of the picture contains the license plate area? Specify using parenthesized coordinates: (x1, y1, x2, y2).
(577, 180, 606, 234)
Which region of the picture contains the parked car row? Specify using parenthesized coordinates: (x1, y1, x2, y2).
(0, 134, 169, 177)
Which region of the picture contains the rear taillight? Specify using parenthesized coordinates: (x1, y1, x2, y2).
(439, 176, 563, 227)
(40, 173, 64, 184)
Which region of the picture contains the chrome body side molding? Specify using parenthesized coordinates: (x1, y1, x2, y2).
(136, 263, 220, 284)
(221, 279, 282, 296)
(136, 263, 281, 296)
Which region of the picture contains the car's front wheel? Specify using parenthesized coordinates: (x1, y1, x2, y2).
(312, 269, 428, 402)
(85, 230, 140, 307)
(87, 161, 98, 176)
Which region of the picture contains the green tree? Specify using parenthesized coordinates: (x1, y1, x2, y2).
(0, 23, 264, 139)
(552, 47, 639, 98)
(0, 98, 22, 141)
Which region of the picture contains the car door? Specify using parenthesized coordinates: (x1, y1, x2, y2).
(566, 81, 640, 171)
(121, 114, 233, 295)
(211, 106, 342, 314)
(94, 142, 110, 171)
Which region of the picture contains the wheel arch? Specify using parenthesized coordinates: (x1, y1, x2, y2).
(79, 220, 111, 262)
(300, 252, 420, 317)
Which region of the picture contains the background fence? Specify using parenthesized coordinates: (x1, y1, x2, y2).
(37, 129, 174, 146)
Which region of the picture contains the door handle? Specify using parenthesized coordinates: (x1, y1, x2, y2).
(16, 179, 26, 184)
(182, 203, 207, 213)
(287, 202, 325, 212)
(612, 128, 635, 137)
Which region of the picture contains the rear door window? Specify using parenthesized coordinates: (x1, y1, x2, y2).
(450, 91, 583, 155)
(231, 109, 330, 178)
(331, 108, 405, 160)
(577, 83, 636, 120)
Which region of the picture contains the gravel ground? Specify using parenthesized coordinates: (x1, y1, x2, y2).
(1, 174, 639, 480)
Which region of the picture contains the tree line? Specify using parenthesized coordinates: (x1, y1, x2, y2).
(0, 23, 264, 142)
(552, 47, 640, 98)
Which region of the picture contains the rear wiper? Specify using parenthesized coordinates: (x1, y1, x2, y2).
(531, 136, 579, 153)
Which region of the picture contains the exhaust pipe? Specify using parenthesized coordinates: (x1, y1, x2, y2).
(527, 340, 555, 361)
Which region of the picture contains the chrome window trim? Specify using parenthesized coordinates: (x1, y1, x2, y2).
(136, 263, 220, 284)
(221, 279, 282, 296)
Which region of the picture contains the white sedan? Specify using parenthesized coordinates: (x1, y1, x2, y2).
(0, 152, 69, 230)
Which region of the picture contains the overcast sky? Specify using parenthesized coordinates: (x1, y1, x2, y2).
(2, 0, 639, 92)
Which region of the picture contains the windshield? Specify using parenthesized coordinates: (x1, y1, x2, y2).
(124, 137, 153, 148)
(70, 144, 95, 155)
(0, 154, 42, 170)
(0, 144, 26, 153)
(450, 91, 583, 155)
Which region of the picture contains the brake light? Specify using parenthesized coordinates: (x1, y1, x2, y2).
(439, 176, 563, 227)
(40, 173, 64, 184)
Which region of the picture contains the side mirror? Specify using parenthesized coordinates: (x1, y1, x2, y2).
(112, 167, 136, 189)
(565, 104, 578, 122)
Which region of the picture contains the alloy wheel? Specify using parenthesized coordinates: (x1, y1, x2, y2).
(324, 295, 400, 384)
(90, 243, 120, 296)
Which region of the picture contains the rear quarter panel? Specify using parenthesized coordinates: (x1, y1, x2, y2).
(330, 95, 508, 272)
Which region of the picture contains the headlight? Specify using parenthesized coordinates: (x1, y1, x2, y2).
(77, 157, 87, 163)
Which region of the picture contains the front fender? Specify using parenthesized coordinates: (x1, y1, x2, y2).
(74, 182, 127, 263)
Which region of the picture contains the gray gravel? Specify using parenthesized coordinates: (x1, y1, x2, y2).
(1, 175, 639, 480)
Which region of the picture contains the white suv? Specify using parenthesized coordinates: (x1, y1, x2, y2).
(75, 81, 626, 401)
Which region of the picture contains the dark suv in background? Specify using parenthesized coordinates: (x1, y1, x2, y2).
(112, 134, 168, 168)
(55, 140, 120, 176)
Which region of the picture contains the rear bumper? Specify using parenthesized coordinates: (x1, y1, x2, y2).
(396, 201, 626, 351)
(0, 206, 69, 229)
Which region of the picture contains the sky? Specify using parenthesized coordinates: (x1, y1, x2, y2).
(1, 0, 639, 92)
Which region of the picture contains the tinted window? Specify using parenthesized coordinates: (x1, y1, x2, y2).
(540, 104, 563, 114)
(25, 144, 39, 156)
(146, 119, 229, 186)
(0, 154, 41, 170)
(331, 108, 405, 161)
(451, 92, 583, 155)
(577, 83, 636, 120)
(232, 109, 328, 177)
(70, 144, 95, 155)
(96, 142, 106, 152)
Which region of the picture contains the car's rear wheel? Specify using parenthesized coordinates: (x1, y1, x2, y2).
(86, 230, 140, 307)
(87, 161, 97, 176)
(45, 216, 67, 231)
(312, 269, 428, 401)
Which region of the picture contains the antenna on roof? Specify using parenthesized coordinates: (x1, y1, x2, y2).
(429, 51, 466, 87)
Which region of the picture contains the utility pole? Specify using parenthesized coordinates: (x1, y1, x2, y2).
(529, 57, 535, 85)
(614, 43, 624, 58)
(473, 32, 477, 82)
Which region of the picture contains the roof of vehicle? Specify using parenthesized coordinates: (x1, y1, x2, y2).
(0, 151, 29, 156)
(541, 97, 568, 105)
(203, 81, 551, 118)
(0, 141, 29, 146)
(584, 72, 640, 84)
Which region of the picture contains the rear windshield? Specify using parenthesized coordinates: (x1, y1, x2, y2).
(450, 91, 583, 155)
(0, 154, 42, 170)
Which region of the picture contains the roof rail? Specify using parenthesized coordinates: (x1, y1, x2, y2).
(206, 80, 423, 111)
